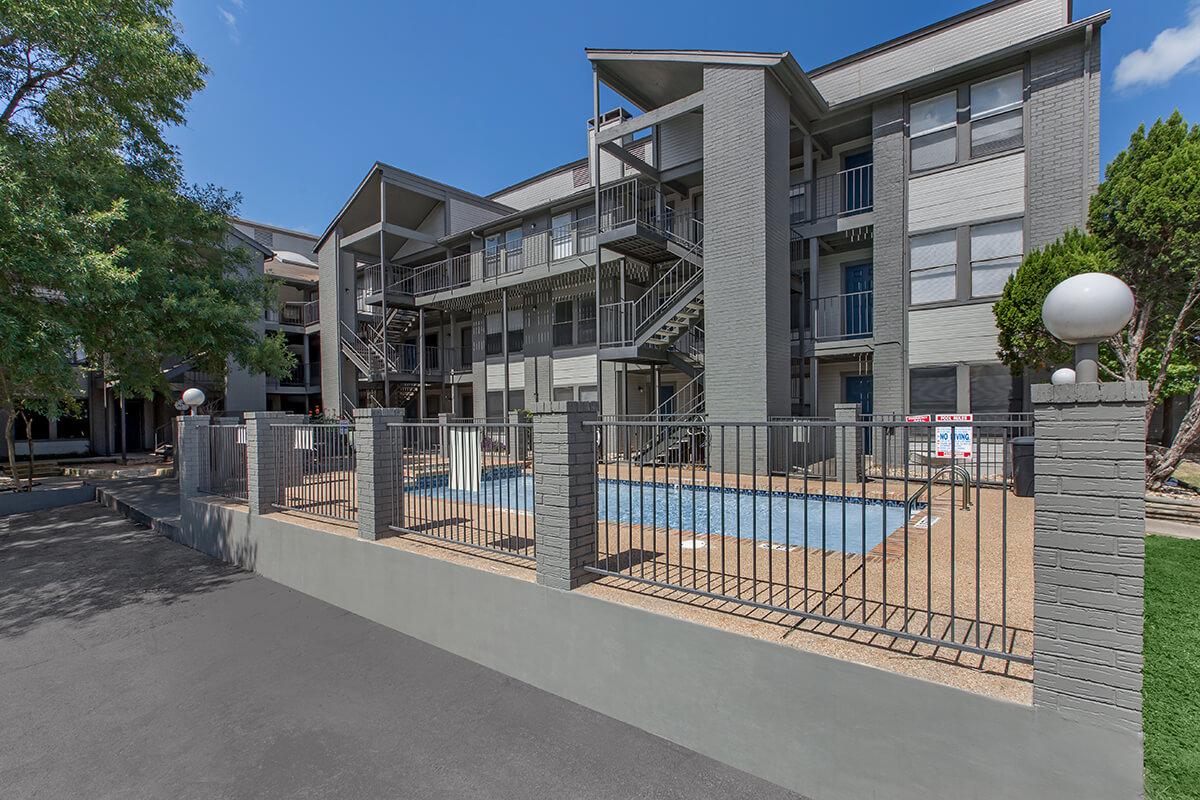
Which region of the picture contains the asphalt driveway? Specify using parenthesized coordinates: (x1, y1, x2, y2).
(0, 502, 802, 800)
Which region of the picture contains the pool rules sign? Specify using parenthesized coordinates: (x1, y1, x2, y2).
(934, 413, 973, 459)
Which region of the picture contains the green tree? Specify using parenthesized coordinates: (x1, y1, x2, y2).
(0, 1, 293, 486)
(995, 112, 1200, 488)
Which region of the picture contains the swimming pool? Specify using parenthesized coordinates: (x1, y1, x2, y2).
(407, 474, 918, 555)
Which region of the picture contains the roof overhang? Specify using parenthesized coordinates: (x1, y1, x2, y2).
(585, 49, 828, 125)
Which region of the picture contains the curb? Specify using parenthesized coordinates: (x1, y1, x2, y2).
(93, 485, 181, 540)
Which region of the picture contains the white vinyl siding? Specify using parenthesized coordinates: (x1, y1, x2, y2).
(970, 218, 1024, 297)
(909, 229, 958, 305)
(907, 152, 1025, 232)
(553, 354, 596, 386)
(809, 0, 1064, 105)
(908, 304, 1002, 365)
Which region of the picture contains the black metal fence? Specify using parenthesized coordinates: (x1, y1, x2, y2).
(206, 423, 247, 502)
(586, 418, 1032, 666)
(387, 419, 536, 560)
(271, 423, 357, 524)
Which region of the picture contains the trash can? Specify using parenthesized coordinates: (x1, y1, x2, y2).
(1011, 436, 1035, 497)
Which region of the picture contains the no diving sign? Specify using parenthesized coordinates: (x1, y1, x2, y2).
(934, 413, 973, 458)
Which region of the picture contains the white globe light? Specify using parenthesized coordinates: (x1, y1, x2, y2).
(1041, 273, 1134, 345)
(181, 387, 206, 408)
(1051, 367, 1076, 386)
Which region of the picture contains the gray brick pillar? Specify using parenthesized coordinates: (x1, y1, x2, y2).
(356, 407, 406, 541)
(245, 411, 305, 516)
(437, 411, 450, 455)
(532, 401, 598, 590)
(833, 403, 862, 482)
(177, 415, 210, 500)
(1032, 381, 1146, 735)
(507, 409, 528, 461)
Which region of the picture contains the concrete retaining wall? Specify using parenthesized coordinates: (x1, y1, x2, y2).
(177, 497, 1142, 800)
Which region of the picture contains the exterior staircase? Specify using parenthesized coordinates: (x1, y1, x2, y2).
(596, 178, 705, 362)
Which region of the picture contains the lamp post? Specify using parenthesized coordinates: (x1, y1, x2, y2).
(182, 387, 206, 417)
(1041, 273, 1134, 383)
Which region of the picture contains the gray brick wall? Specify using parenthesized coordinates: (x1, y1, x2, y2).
(177, 415, 210, 500)
(245, 411, 306, 515)
(833, 403, 862, 482)
(702, 65, 790, 469)
(532, 400, 598, 589)
(1032, 381, 1145, 735)
(871, 97, 907, 414)
(355, 407, 406, 540)
(1028, 34, 1101, 249)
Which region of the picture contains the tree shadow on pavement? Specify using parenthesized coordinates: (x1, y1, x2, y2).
(0, 502, 248, 639)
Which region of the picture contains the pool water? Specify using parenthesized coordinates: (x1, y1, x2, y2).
(408, 474, 917, 555)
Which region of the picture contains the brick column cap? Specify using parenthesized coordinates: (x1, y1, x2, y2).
(1031, 381, 1148, 405)
(244, 410, 299, 420)
(352, 407, 408, 420)
(530, 400, 597, 415)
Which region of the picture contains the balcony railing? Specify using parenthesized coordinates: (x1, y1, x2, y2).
(377, 217, 599, 298)
(790, 163, 874, 225)
(808, 290, 874, 341)
(267, 362, 320, 389)
(597, 178, 703, 251)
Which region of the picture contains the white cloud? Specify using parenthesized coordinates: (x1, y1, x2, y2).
(228, 0, 245, 9)
(1114, 2, 1200, 92)
(217, 6, 239, 44)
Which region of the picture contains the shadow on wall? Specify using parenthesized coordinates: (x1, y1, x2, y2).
(0, 502, 253, 639)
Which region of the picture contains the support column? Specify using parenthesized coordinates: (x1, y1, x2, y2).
(245, 411, 305, 516)
(1032, 381, 1146, 737)
(702, 64, 790, 471)
(833, 403, 861, 482)
(177, 414, 210, 500)
(870, 97, 907, 416)
(355, 406, 406, 541)
(501, 289, 510, 415)
(532, 400, 598, 590)
(418, 308, 427, 418)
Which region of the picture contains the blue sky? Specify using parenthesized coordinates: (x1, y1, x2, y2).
(169, 0, 1200, 235)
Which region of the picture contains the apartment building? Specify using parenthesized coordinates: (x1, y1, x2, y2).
(315, 0, 1104, 444)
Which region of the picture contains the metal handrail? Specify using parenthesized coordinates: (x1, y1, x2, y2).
(906, 464, 972, 510)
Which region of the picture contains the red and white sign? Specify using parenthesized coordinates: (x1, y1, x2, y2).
(934, 413, 973, 458)
(905, 414, 931, 423)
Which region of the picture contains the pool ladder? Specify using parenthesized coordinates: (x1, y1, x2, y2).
(906, 465, 972, 512)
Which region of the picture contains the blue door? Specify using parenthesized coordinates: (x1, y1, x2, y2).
(842, 150, 873, 213)
(844, 375, 874, 455)
(657, 385, 677, 417)
(843, 263, 873, 338)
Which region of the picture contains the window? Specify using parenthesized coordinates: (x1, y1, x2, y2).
(551, 212, 574, 260)
(553, 387, 575, 402)
(507, 307, 524, 353)
(789, 183, 806, 224)
(484, 235, 500, 278)
(970, 218, 1023, 297)
(459, 326, 473, 369)
(578, 385, 598, 403)
(486, 391, 503, 418)
(909, 367, 957, 416)
(970, 364, 1021, 416)
(504, 227, 524, 272)
(909, 229, 958, 304)
(910, 92, 957, 171)
(485, 312, 502, 356)
(970, 72, 1023, 157)
(507, 390, 525, 412)
(577, 299, 596, 345)
(553, 301, 574, 347)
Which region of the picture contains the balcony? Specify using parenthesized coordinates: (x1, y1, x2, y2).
(267, 362, 320, 390)
(808, 290, 873, 342)
(790, 163, 873, 226)
(597, 178, 703, 263)
(374, 217, 599, 300)
(266, 301, 318, 328)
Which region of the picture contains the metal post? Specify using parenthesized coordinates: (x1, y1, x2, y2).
(379, 172, 390, 407)
(593, 63, 603, 417)
(439, 307, 447, 412)
(1075, 341, 1100, 383)
(502, 288, 510, 415)
(418, 307, 427, 419)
